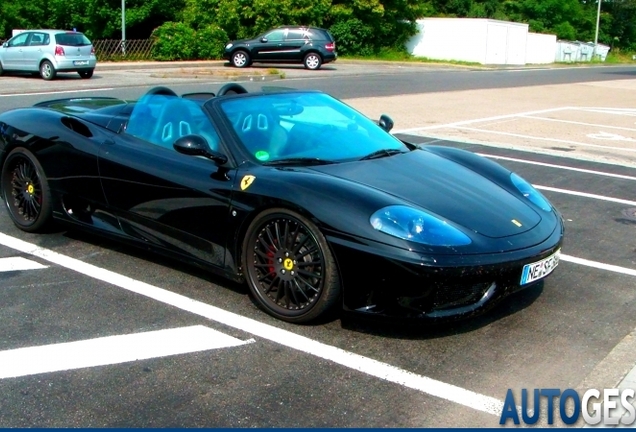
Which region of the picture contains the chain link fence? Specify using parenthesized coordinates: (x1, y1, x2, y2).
(93, 39, 155, 61)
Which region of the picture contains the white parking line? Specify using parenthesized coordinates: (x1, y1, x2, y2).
(455, 126, 636, 153)
(534, 185, 636, 207)
(0, 256, 48, 272)
(393, 107, 570, 133)
(0, 325, 253, 379)
(476, 154, 636, 182)
(561, 254, 636, 278)
(520, 115, 636, 132)
(0, 232, 504, 416)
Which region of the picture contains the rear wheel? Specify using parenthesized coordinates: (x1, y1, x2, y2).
(39, 60, 56, 80)
(231, 50, 250, 68)
(242, 208, 341, 323)
(0, 61, 4, 76)
(1, 148, 53, 232)
(78, 69, 94, 79)
(303, 53, 322, 70)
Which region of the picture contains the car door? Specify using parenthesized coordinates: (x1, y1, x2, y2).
(1, 32, 30, 69)
(280, 29, 309, 60)
(97, 96, 235, 269)
(22, 32, 49, 71)
(253, 29, 287, 61)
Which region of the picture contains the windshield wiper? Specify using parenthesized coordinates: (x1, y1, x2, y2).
(359, 148, 406, 161)
(263, 157, 337, 166)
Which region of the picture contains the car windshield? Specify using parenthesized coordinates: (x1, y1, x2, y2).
(216, 92, 408, 164)
(55, 32, 91, 46)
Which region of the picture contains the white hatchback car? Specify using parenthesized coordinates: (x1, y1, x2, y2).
(0, 29, 97, 80)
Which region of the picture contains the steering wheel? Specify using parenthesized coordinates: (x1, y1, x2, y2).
(218, 83, 249, 96)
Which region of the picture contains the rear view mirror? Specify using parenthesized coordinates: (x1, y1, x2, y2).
(173, 134, 228, 165)
(2, 42, 7, 48)
(261, 37, 268, 43)
(378, 114, 394, 132)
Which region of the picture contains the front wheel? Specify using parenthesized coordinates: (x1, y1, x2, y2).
(1, 148, 53, 232)
(242, 208, 341, 323)
(78, 69, 94, 79)
(39, 60, 56, 80)
(303, 53, 322, 70)
(231, 50, 250, 68)
(0, 61, 4, 76)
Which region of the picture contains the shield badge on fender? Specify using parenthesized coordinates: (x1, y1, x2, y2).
(240, 175, 256, 191)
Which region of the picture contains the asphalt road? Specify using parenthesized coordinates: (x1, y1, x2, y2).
(1, 62, 636, 427)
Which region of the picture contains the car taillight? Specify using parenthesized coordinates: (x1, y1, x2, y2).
(325, 42, 335, 51)
(55, 45, 65, 56)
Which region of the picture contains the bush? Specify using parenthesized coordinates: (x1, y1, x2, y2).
(195, 24, 228, 60)
(151, 22, 198, 61)
(329, 19, 375, 56)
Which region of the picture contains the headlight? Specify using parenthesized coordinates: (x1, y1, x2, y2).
(510, 173, 551, 211)
(225, 43, 233, 49)
(370, 205, 472, 246)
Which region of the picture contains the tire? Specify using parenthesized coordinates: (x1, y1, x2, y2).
(231, 50, 250, 68)
(242, 208, 341, 323)
(303, 53, 322, 70)
(78, 69, 94, 79)
(39, 60, 56, 80)
(0, 61, 4, 76)
(1, 148, 53, 232)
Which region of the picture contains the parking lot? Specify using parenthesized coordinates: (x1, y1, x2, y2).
(1, 64, 636, 427)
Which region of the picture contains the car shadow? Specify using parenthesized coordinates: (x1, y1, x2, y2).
(222, 61, 337, 71)
(0, 72, 101, 81)
(53, 228, 248, 296)
(14, 225, 541, 337)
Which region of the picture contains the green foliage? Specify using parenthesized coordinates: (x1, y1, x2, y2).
(150, 22, 228, 60)
(329, 19, 375, 56)
(151, 22, 197, 60)
(195, 25, 228, 59)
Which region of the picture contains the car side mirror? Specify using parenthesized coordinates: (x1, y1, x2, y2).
(378, 114, 394, 132)
(2, 42, 7, 48)
(261, 37, 268, 43)
(173, 134, 228, 165)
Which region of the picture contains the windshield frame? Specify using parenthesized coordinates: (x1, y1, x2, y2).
(206, 90, 409, 166)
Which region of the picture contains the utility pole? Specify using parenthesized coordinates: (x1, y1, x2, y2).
(593, 0, 601, 59)
(121, 0, 126, 55)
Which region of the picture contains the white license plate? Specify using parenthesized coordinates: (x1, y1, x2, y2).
(520, 249, 561, 285)
(74, 60, 89, 66)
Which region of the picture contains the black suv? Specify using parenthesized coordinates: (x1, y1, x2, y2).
(224, 26, 337, 70)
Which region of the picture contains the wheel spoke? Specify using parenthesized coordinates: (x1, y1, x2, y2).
(296, 274, 320, 293)
(264, 225, 278, 251)
(292, 279, 310, 302)
(298, 268, 322, 280)
(292, 234, 310, 255)
(296, 245, 318, 260)
(296, 260, 321, 267)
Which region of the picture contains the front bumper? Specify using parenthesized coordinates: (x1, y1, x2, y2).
(328, 220, 564, 322)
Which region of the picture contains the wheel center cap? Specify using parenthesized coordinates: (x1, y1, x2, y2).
(283, 258, 294, 271)
(27, 184, 34, 195)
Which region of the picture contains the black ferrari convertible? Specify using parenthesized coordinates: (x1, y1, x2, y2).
(0, 83, 564, 324)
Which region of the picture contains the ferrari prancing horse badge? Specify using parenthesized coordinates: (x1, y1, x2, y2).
(240, 175, 256, 190)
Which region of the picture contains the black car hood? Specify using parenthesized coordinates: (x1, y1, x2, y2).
(308, 149, 542, 239)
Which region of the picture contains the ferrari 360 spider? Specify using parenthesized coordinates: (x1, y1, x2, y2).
(0, 83, 564, 324)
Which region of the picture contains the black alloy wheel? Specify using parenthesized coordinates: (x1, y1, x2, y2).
(1, 148, 53, 232)
(243, 208, 341, 323)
